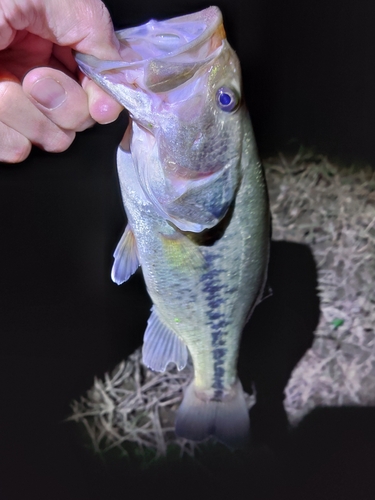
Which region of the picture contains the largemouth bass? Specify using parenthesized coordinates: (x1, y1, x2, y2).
(76, 6, 270, 448)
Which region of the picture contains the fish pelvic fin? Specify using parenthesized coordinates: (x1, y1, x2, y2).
(175, 379, 250, 449)
(111, 224, 140, 285)
(142, 307, 188, 371)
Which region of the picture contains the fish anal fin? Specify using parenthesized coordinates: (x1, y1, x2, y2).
(175, 380, 250, 449)
(111, 225, 140, 285)
(142, 307, 188, 372)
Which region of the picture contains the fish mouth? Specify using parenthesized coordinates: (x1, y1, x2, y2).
(75, 7, 226, 99)
(115, 7, 226, 65)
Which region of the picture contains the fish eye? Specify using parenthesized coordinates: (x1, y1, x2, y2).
(216, 87, 239, 112)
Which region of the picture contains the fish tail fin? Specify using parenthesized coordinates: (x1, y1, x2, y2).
(175, 379, 249, 449)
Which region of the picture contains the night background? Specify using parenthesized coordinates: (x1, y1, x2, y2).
(1, 0, 375, 499)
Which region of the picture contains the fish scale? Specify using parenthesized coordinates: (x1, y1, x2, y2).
(76, 6, 270, 448)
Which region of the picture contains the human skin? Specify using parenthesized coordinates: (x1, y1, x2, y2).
(0, 0, 124, 163)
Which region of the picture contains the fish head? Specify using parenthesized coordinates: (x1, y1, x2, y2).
(76, 7, 246, 232)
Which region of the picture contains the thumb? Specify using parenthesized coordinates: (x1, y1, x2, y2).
(5, 0, 122, 60)
(46, 0, 122, 60)
(23, 67, 94, 131)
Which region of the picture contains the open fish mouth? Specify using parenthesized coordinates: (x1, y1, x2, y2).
(116, 8, 225, 58)
(75, 7, 225, 97)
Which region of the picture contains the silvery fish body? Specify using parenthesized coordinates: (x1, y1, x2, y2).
(76, 6, 270, 447)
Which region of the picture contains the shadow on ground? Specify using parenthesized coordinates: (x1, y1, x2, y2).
(238, 240, 320, 449)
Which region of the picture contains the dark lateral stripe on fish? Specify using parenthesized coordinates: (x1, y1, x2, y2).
(213, 348, 226, 392)
(200, 254, 225, 316)
(200, 253, 232, 393)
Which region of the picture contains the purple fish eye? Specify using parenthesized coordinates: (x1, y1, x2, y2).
(216, 87, 239, 112)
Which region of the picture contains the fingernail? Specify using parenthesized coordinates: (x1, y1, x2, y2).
(30, 78, 67, 109)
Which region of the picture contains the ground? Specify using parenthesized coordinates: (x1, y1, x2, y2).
(69, 151, 375, 460)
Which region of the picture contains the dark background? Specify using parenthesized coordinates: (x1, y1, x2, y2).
(1, 1, 375, 499)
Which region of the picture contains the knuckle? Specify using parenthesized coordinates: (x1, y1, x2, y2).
(75, 116, 95, 132)
(58, 111, 90, 131)
(0, 123, 31, 163)
(42, 130, 75, 153)
(0, 81, 19, 113)
(11, 145, 32, 163)
(1, 141, 31, 163)
(45, 94, 91, 131)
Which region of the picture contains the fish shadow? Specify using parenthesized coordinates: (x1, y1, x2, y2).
(238, 240, 320, 449)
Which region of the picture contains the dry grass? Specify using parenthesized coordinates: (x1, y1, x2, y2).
(68, 350, 255, 459)
(69, 151, 375, 458)
(69, 351, 198, 458)
(267, 151, 375, 422)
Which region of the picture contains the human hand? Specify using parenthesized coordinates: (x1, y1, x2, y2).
(0, 0, 123, 163)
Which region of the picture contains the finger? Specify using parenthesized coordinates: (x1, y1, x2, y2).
(5, 0, 121, 60)
(0, 121, 31, 163)
(0, 80, 75, 153)
(0, 8, 15, 50)
(82, 77, 123, 124)
(23, 68, 95, 131)
(49, 0, 122, 59)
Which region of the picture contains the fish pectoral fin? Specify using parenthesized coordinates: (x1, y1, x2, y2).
(159, 231, 205, 270)
(142, 307, 188, 372)
(175, 380, 250, 449)
(111, 224, 140, 285)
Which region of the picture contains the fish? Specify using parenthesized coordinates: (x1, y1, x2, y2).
(75, 6, 270, 448)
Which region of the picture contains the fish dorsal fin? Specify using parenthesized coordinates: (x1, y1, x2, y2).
(111, 225, 140, 285)
(142, 307, 188, 371)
